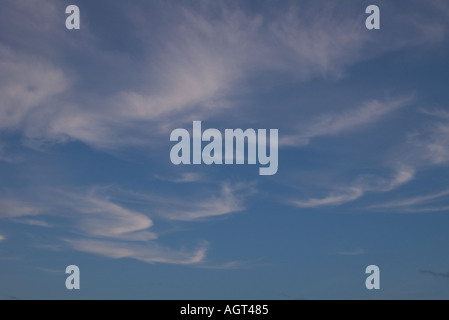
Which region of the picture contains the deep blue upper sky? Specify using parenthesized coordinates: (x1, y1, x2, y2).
(1, 0, 449, 299)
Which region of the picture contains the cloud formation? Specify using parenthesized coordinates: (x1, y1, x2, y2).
(371, 189, 449, 210)
(0, 1, 432, 153)
(0, 0, 448, 277)
(420, 269, 449, 279)
(66, 238, 207, 265)
(155, 172, 205, 183)
(123, 182, 254, 221)
(0, 181, 253, 265)
(279, 97, 412, 147)
(70, 192, 157, 241)
(336, 248, 365, 256)
(290, 165, 415, 208)
(0, 199, 42, 218)
(292, 187, 363, 208)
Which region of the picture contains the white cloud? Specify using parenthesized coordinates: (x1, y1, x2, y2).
(268, 3, 367, 77)
(426, 125, 449, 164)
(195, 261, 245, 270)
(155, 182, 254, 221)
(431, 0, 449, 19)
(388, 167, 416, 189)
(63, 191, 156, 242)
(116, 182, 253, 221)
(0, 2, 422, 152)
(405, 110, 449, 165)
(402, 206, 449, 213)
(0, 45, 70, 130)
(155, 172, 204, 183)
(12, 219, 51, 227)
(291, 187, 364, 208)
(290, 165, 414, 208)
(355, 165, 416, 192)
(39, 268, 63, 273)
(60, 183, 251, 263)
(66, 238, 207, 265)
(0, 234, 4, 242)
(0, 183, 252, 265)
(280, 96, 412, 147)
(371, 189, 449, 210)
(0, 199, 41, 218)
(421, 108, 449, 119)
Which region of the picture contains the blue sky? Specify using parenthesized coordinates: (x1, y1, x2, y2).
(1, 0, 449, 299)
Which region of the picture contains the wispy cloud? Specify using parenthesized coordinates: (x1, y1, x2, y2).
(354, 165, 416, 193)
(0, 199, 41, 218)
(55, 188, 209, 264)
(280, 96, 412, 147)
(155, 182, 254, 221)
(196, 261, 247, 270)
(12, 219, 51, 227)
(336, 248, 365, 256)
(0, 1, 426, 154)
(420, 269, 449, 279)
(421, 108, 449, 119)
(118, 182, 254, 221)
(0, 234, 5, 242)
(66, 238, 207, 265)
(404, 109, 449, 166)
(290, 165, 414, 208)
(291, 187, 363, 208)
(403, 206, 449, 213)
(430, 0, 449, 19)
(155, 172, 204, 183)
(0, 44, 70, 132)
(0, 183, 253, 265)
(58, 189, 157, 242)
(38, 268, 63, 273)
(0, 256, 22, 261)
(371, 189, 449, 210)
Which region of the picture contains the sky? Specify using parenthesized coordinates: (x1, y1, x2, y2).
(1, 0, 449, 300)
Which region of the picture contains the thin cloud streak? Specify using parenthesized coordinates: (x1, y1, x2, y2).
(11, 219, 51, 227)
(290, 165, 415, 208)
(66, 238, 207, 265)
(371, 189, 449, 209)
(158, 182, 254, 221)
(122, 182, 255, 221)
(280, 96, 412, 147)
(405, 110, 449, 166)
(420, 269, 449, 279)
(0, 199, 42, 218)
(155, 172, 205, 183)
(291, 187, 363, 208)
(53, 189, 158, 242)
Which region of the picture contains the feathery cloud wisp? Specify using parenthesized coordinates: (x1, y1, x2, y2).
(420, 269, 449, 279)
(279, 96, 412, 147)
(66, 238, 207, 265)
(290, 165, 415, 208)
(0, 199, 42, 218)
(371, 189, 449, 209)
(291, 187, 363, 208)
(336, 248, 365, 256)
